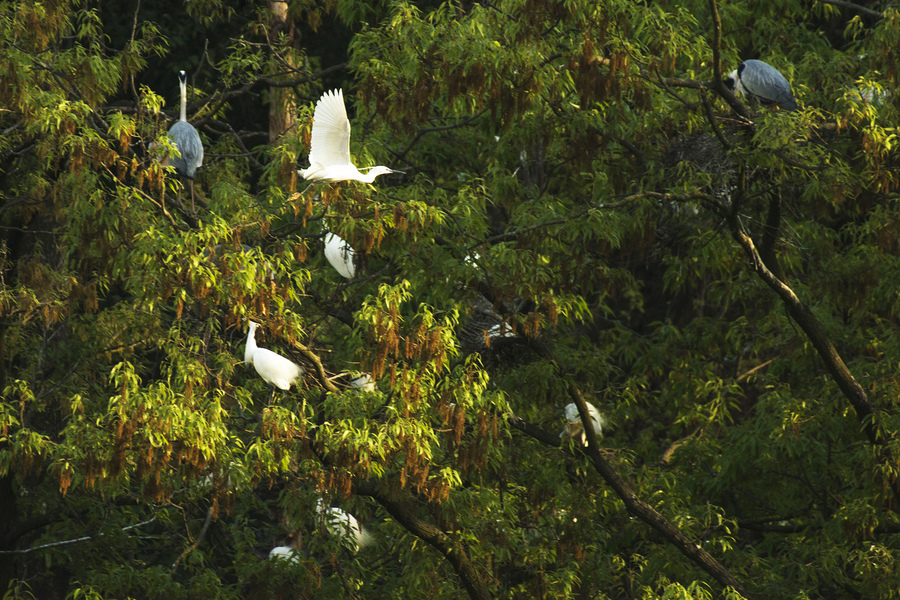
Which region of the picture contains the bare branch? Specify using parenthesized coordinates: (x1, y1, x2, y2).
(0, 517, 157, 555)
(290, 341, 341, 394)
(724, 198, 900, 504)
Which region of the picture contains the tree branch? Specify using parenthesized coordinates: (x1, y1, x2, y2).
(291, 340, 340, 394)
(358, 484, 491, 600)
(568, 387, 750, 598)
(708, 0, 752, 121)
(171, 507, 214, 574)
(724, 201, 900, 504)
(817, 0, 884, 18)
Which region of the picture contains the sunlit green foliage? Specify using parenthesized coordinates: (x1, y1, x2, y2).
(2, 0, 900, 598)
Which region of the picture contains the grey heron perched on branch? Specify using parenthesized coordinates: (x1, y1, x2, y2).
(167, 70, 204, 209)
(725, 59, 798, 111)
(299, 89, 398, 184)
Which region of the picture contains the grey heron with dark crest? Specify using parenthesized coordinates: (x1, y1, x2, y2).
(725, 59, 798, 111)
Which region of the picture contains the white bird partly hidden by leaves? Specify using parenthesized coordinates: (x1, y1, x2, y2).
(244, 321, 304, 404)
(299, 89, 396, 183)
(167, 70, 204, 209)
(317, 499, 371, 554)
(324, 232, 356, 279)
(268, 545, 302, 564)
(560, 401, 605, 447)
(349, 373, 375, 392)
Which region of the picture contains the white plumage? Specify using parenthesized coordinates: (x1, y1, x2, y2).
(317, 499, 371, 554)
(324, 232, 356, 279)
(244, 321, 303, 401)
(268, 545, 301, 564)
(299, 89, 395, 183)
(349, 373, 375, 392)
(560, 401, 604, 446)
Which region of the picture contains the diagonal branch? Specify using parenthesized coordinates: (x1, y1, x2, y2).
(357, 483, 491, 600)
(568, 386, 751, 598)
(724, 203, 900, 504)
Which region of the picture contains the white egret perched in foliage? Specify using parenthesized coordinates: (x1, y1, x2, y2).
(268, 546, 302, 564)
(167, 70, 204, 208)
(348, 373, 375, 392)
(316, 499, 371, 554)
(560, 402, 605, 447)
(725, 59, 798, 111)
(244, 321, 303, 404)
(299, 89, 397, 183)
(323, 232, 356, 279)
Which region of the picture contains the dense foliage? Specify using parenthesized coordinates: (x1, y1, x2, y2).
(2, 0, 899, 598)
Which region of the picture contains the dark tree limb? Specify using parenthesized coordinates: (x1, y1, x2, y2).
(724, 205, 900, 504)
(567, 387, 751, 599)
(759, 193, 785, 280)
(357, 483, 491, 600)
(817, 0, 884, 18)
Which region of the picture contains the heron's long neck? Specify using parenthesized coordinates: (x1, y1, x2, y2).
(244, 329, 257, 366)
(179, 80, 188, 122)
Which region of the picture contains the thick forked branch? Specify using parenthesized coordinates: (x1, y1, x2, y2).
(290, 340, 340, 394)
(568, 387, 750, 598)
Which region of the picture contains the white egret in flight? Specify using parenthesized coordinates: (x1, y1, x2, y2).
(299, 89, 397, 183)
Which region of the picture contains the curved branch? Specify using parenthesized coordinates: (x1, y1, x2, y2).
(724, 204, 900, 504)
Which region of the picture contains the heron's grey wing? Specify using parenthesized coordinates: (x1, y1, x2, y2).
(168, 121, 204, 178)
(743, 60, 796, 109)
(308, 89, 352, 168)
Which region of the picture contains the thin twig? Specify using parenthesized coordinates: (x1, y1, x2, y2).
(0, 517, 157, 555)
(170, 507, 214, 574)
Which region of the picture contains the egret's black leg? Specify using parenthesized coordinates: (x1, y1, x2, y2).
(267, 386, 276, 406)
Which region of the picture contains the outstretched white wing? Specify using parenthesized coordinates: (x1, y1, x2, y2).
(308, 89, 352, 169)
